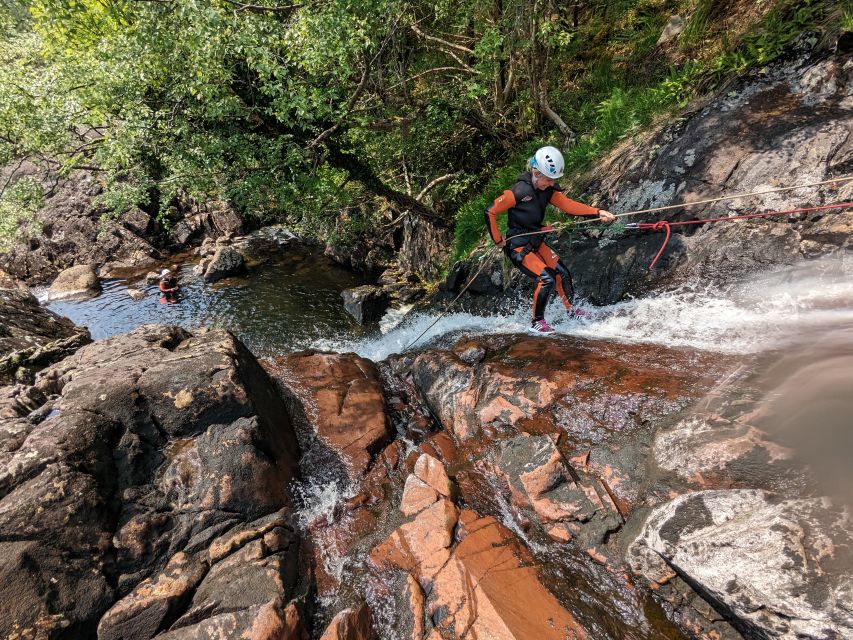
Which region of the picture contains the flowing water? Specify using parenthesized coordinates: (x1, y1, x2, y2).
(43, 247, 374, 357)
(316, 253, 853, 360)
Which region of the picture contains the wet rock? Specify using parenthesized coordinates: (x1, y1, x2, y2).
(127, 287, 147, 301)
(0, 288, 91, 385)
(404, 574, 426, 640)
(156, 597, 303, 640)
(203, 246, 245, 282)
(654, 415, 802, 491)
(341, 285, 389, 324)
(400, 474, 439, 516)
(628, 489, 853, 639)
(496, 435, 622, 548)
(407, 334, 717, 444)
(264, 352, 391, 482)
(0, 325, 301, 638)
(370, 497, 459, 584)
(98, 552, 208, 640)
(429, 511, 588, 639)
(47, 263, 100, 300)
(319, 604, 376, 640)
(413, 453, 451, 497)
(370, 455, 589, 639)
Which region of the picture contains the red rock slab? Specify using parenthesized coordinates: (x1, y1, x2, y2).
(370, 498, 459, 585)
(400, 474, 439, 516)
(405, 573, 426, 640)
(429, 512, 588, 640)
(413, 453, 452, 497)
(319, 604, 376, 640)
(409, 335, 730, 442)
(265, 352, 391, 481)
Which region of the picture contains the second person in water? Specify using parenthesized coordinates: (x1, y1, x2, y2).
(485, 145, 615, 334)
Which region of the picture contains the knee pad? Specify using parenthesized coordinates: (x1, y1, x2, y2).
(539, 268, 556, 287)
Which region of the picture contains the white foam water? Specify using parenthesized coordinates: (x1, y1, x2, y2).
(291, 477, 357, 600)
(312, 256, 853, 361)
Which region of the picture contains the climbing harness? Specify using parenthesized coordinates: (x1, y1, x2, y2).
(403, 175, 853, 350)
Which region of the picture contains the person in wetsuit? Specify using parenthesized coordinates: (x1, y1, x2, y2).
(159, 268, 180, 302)
(485, 146, 615, 333)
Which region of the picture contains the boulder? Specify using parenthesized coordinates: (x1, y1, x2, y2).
(0, 170, 163, 285)
(0, 288, 91, 384)
(628, 489, 853, 639)
(46, 263, 100, 300)
(0, 325, 301, 638)
(203, 246, 245, 282)
(371, 456, 589, 640)
(496, 435, 622, 547)
(264, 352, 391, 482)
(400, 474, 439, 517)
(657, 15, 684, 46)
(370, 497, 458, 584)
(429, 512, 588, 640)
(127, 287, 147, 301)
(404, 573, 425, 640)
(155, 597, 306, 640)
(97, 552, 208, 640)
(341, 285, 389, 324)
(319, 604, 376, 640)
(406, 334, 722, 443)
(413, 453, 451, 497)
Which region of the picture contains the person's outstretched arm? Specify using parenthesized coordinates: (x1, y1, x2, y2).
(550, 192, 615, 222)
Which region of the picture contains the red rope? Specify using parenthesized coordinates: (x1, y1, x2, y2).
(632, 201, 853, 269)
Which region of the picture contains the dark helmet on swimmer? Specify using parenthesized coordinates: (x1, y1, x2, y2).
(530, 146, 565, 179)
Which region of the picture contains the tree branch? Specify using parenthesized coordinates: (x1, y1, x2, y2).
(410, 23, 475, 54)
(386, 66, 477, 92)
(309, 63, 369, 148)
(221, 0, 301, 14)
(415, 173, 454, 201)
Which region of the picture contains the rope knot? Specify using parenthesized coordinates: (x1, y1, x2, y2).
(651, 220, 670, 231)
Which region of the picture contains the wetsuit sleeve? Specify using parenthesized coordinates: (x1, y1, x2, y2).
(549, 191, 599, 217)
(484, 189, 516, 244)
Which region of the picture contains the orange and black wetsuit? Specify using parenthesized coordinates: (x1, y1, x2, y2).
(159, 276, 179, 301)
(484, 171, 600, 321)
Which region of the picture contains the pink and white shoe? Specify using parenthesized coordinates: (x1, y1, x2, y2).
(529, 319, 555, 334)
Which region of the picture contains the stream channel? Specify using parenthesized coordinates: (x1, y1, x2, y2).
(40, 249, 853, 639)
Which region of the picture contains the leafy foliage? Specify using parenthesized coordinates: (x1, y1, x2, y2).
(0, 175, 43, 250)
(0, 0, 836, 261)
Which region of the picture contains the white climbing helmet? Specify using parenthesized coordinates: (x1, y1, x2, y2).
(531, 146, 565, 179)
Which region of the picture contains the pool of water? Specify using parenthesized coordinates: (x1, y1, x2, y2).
(45, 247, 375, 358)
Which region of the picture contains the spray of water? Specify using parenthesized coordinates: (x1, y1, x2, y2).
(313, 256, 853, 361)
(291, 477, 357, 602)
